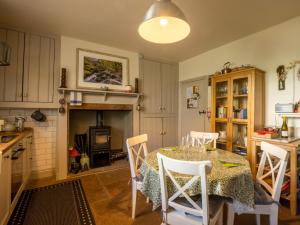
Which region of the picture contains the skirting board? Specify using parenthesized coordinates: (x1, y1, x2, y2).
(30, 169, 56, 180)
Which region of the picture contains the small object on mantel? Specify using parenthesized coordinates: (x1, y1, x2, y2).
(0, 119, 4, 131)
(59, 68, 67, 88)
(99, 86, 109, 91)
(125, 85, 132, 93)
(70, 92, 82, 106)
(134, 78, 139, 93)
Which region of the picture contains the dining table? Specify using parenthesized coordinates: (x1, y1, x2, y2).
(140, 146, 255, 213)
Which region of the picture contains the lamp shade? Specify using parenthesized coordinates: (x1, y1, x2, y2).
(138, 0, 190, 44)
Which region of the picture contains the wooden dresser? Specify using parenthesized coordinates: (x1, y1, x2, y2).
(211, 68, 265, 160)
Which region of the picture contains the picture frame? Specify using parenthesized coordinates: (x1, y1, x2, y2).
(76, 48, 129, 91)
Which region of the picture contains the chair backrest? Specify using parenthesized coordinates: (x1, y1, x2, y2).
(126, 134, 149, 180)
(256, 142, 289, 202)
(157, 153, 212, 225)
(190, 131, 219, 148)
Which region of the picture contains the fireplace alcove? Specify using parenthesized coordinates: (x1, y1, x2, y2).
(68, 103, 133, 174)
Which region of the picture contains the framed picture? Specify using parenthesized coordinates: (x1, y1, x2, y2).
(186, 85, 200, 109)
(76, 48, 129, 91)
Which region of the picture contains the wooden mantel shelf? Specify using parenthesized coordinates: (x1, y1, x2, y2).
(58, 88, 142, 101)
(68, 103, 133, 111)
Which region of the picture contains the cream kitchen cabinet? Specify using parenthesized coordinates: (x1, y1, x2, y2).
(23, 34, 56, 103)
(140, 59, 179, 150)
(161, 63, 178, 115)
(0, 29, 24, 102)
(23, 135, 32, 181)
(0, 27, 59, 108)
(141, 60, 162, 114)
(140, 116, 178, 151)
(140, 59, 178, 115)
(0, 149, 11, 225)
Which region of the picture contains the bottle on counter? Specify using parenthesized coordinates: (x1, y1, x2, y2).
(281, 116, 288, 138)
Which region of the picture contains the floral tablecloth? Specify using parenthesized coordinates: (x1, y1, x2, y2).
(140, 147, 255, 213)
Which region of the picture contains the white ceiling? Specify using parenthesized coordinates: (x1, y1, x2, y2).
(1, 0, 300, 62)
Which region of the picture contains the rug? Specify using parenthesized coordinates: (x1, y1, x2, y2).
(8, 180, 95, 225)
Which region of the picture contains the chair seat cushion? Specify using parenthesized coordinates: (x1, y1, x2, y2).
(172, 195, 223, 218)
(254, 182, 275, 205)
(136, 169, 144, 182)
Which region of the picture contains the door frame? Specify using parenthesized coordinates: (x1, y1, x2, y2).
(178, 75, 210, 140)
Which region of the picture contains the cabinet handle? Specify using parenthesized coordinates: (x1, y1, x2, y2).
(160, 131, 163, 135)
(162, 107, 166, 111)
(163, 131, 166, 135)
(159, 106, 163, 111)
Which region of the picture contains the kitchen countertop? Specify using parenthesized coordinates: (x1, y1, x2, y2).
(0, 128, 33, 154)
(251, 136, 300, 149)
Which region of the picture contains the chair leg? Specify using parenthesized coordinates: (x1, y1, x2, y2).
(269, 205, 278, 225)
(227, 203, 235, 225)
(132, 185, 137, 219)
(255, 214, 261, 225)
(217, 205, 223, 225)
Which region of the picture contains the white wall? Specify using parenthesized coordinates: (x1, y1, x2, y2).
(61, 36, 139, 91)
(179, 16, 300, 127)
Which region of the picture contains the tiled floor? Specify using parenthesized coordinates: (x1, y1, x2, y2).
(27, 165, 300, 225)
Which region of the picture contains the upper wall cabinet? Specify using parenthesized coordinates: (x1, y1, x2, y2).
(23, 34, 55, 103)
(141, 59, 178, 115)
(142, 60, 162, 114)
(161, 63, 178, 114)
(0, 28, 59, 108)
(0, 29, 24, 102)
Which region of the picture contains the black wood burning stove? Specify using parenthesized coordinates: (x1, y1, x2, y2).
(89, 111, 111, 168)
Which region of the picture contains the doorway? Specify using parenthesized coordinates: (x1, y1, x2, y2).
(179, 76, 210, 138)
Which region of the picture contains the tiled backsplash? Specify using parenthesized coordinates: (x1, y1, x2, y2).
(0, 109, 57, 175)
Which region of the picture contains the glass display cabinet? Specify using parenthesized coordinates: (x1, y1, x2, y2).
(211, 68, 265, 160)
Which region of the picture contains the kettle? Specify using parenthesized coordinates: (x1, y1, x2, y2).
(15, 116, 25, 132)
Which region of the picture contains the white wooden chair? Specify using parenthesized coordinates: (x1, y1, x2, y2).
(227, 141, 289, 225)
(157, 153, 224, 225)
(190, 131, 219, 148)
(126, 134, 150, 219)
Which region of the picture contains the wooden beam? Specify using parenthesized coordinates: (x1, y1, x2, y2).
(68, 103, 133, 111)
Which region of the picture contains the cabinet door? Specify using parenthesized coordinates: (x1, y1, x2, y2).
(23, 34, 55, 103)
(161, 63, 178, 114)
(230, 74, 251, 156)
(0, 29, 24, 102)
(0, 150, 11, 225)
(140, 117, 162, 151)
(142, 60, 162, 114)
(22, 136, 32, 182)
(211, 77, 231, 150)
(26, 135, 32, 179)
(162, 117, 178, 147)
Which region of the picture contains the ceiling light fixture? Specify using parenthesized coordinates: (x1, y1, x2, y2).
(138, 0, 190, 44)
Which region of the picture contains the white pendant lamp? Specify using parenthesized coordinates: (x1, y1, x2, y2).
(138, 0, 190, 44)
